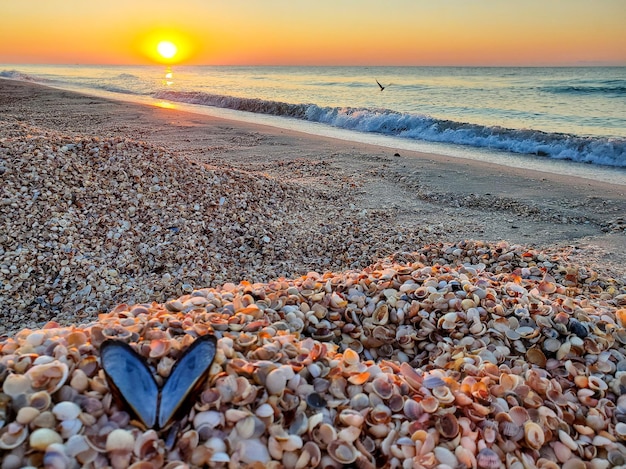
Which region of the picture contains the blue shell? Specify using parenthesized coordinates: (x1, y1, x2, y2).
(100, 334, 217, 431)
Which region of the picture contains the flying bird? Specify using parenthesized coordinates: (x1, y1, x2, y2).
(376, 79, 388, 91)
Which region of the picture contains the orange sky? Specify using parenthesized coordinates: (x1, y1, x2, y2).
(1, 0, 625, 66)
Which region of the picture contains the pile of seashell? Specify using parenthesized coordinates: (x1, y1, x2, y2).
(0, 122, 443, 335)
(1, 240, 626, 468)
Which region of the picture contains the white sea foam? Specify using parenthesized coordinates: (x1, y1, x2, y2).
(154, 90, 626, 168)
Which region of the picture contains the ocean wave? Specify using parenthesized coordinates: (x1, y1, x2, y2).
(116, 73, 139, 80)
(154, 90, 626, 167)
(0, 70, 42, 82)
(90, 83, 142, 95)
(1, 69, 143, 95)
(541, 82, 626, 96)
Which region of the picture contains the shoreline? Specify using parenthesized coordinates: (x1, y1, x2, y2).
(6, 74, 626, 186)
(1, 78, 625, 333)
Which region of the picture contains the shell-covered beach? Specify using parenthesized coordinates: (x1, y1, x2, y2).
(1, 79, 626, 468)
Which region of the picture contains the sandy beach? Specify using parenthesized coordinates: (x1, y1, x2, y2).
(1, 79, 625, 334)
(1, 78, 626, 468)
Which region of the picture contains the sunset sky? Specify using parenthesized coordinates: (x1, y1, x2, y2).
(1, 0, 625, 66)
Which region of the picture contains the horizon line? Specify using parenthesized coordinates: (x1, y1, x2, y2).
(2, 61, 626, 68)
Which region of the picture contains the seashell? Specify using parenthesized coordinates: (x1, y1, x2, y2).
(339, 408, 365, 427)
(3, 373, 32, 397)
(16, 406, 40, 425)
(52, 401, 81, 421)
(350, 393, 371, 411)
(516, 326, 538, 339)
(420, 395, 440, 413)
(615, 422, 626, 440)
(372, 304, 389, 325)
(59, 418, 83, 439)
(432, 385, 455, 404)
(400, 362, 423, 390)
(388, 394, 404, 413)
(499, 420, 522, 438)
(509, 405, 530, 426)
(255, 402, 274, 419)
(552, 441, 572, 463)
(311, 422, 337, 449)
(100, 334, 217, 430)
(330, 292, 348, 309)
(343, 348, 359, 366)
(148, 339, 172, 358)
(524, 421, 545, 450)
(295, 441, 322, 469)
(70, 369, 89, 392)
(30, 427, 63, 451)
(456, 446, 477, 469)
(368, 404, 392, 425)
(327, 439, 358, 464)
(542, 338, 561, 353)
(587, 375, 608, 392)
(348, 371, 370, 385)
(106, 429, 135, 469)
(32, 410, 56, 429)
(434, 446, 459, 467)
(235, 437, 271, 465)
(265, 368, 288, 396)
(608, 449, 626, 466)
(568, 319, 588, 338)
(561, 459, 587, 469)
(538, 275, 557, 294)
(338, 425, 361, 444)
(65, 434, 97, 464)
(133, 429, 163, 463)
(423, 375, 446, 389)
(78, 355, 99, 377)
(0, 422, 28, 450)
(404, 398, 422, 420)
(43, 442, 72, 469)
(235, 415, 257, 439)
(25, 360, 69, 394)
(476, 447, 501, 469)
(526, 347, 547, 368)
(436, 413, 459, 439)
(371, 376, 394, 400)
(290, 412, 309, 437)
(306, 392, 327, 409)
(29, 390, 52, 411)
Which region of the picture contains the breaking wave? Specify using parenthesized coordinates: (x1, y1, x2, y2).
(154, 90, 626, 167)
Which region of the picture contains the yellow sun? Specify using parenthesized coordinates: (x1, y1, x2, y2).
(157, 41, 178, 60)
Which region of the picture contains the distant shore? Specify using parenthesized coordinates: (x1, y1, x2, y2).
(0, 78, 625, 334)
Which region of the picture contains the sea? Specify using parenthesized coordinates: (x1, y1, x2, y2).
(1, 65, 625, 184)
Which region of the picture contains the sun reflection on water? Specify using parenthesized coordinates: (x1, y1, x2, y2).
(164, 67, 174, 86)
(154, 101, 176, 110)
